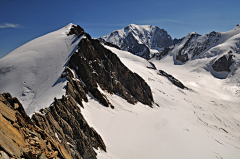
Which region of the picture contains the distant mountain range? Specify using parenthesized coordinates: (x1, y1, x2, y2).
(0, 23, 240, 159)
(100, 24, 240, 79)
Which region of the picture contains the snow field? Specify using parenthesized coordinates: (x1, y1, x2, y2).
(80, 46, 240, 159)
(0, 23, 82, 115)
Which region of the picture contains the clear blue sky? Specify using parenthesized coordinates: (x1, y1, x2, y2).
(0, 0, 239, 59)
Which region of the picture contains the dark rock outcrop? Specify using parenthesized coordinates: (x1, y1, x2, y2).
(173, 38, 182, 45)
(147, 62, 157, 70)
(175, 31, 221, 63)
(32, 95, 106, 159)
(212, 50, 234, 72)
(158, 70, 187, 89)
(176, 33, 200, 63)
(0, 24, 155, 159)
(67, 25, 154, 107)
(122, 32, 151, 59)
(31, 24, 154, 159)
(0, 93, 73, 159)
(67, 25, 85, 38)
(158, 31, 222, 64)
(155, 47, 172, 60)
(192, 31, 221, 58)
(30, 25, 108, 159)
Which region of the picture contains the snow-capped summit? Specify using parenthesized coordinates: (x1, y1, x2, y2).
(0, 23, 83, 114)
(98, 24, 172, 59)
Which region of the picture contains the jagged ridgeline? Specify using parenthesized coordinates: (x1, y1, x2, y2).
(0, 92, 105, 159)
(66, 25, 154, 107)
(0, 24, 154, 159)
(0, 93, 73, 159)
(32, 25, 153, 158)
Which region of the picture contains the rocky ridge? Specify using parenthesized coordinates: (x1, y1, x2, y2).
(155, 31, 222, 63)
(30, 24, 154, 159)
(0, 93, 73, 159)
(0, 24, 155, 159)
(67, 25, 154, 107)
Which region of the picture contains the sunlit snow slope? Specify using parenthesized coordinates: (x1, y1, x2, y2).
(81, 45, 240, 159)
(0, 23, 82, 114)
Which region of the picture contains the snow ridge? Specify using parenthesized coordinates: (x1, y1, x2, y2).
(0, 23, 83, 114)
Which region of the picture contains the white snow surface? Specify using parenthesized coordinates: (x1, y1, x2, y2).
(0, 23, 82, 115)
(81, 45, 240, 159)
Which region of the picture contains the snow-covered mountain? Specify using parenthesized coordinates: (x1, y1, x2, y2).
(0, 23, 240, 159)
(0, 23, 83, 114)
(0, 23, 154, 158)
(99, 24, 172, 59)
(156, 24, 240, 80)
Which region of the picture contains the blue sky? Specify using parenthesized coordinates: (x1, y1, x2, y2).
(0, 0, 239, 59)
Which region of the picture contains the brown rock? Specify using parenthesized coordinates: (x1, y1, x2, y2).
(0, 94, 73, 159)
(48, 151, 58, 158)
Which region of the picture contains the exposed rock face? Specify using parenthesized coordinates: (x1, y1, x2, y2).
(0, 93, 73, 159)
(68, 25, 154, 107)
(175, 31, 221, 63)
(192, 31, 221, 58)
(99, 24, 172, 59)
(156, 31, 221, 62)
(31, 24, 154, 159)
(67, 25, 84, 37)
(158, 70, 187, 89)
(155, 47, 172, 60)
(212, 50, 234, 72)
(123, 32, 151, 59)
(175, 33, 200, 63)
(173, 38, 182, 45)
(0, 24, 154, 159)
(32, 95, 106, 159)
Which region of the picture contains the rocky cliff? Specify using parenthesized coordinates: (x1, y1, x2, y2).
(0, 93, 73, 159)
(31, 95, 106, 159)
(0, 24, 154, 159)
(31, 24, 154, 158)
(0, 86, 106, 159)
(67, 25, 154, 107)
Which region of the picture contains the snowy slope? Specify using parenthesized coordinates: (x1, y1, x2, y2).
(81, 45, 240, 159)
(0, 23, 83, 114)
(99, 24, 172, 58)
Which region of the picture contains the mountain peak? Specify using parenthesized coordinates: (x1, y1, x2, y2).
(99, 24, 172, 59)
(64, 23, 75, 29)
(234, 24, 240, 29)
(125, 24, 156, 33)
